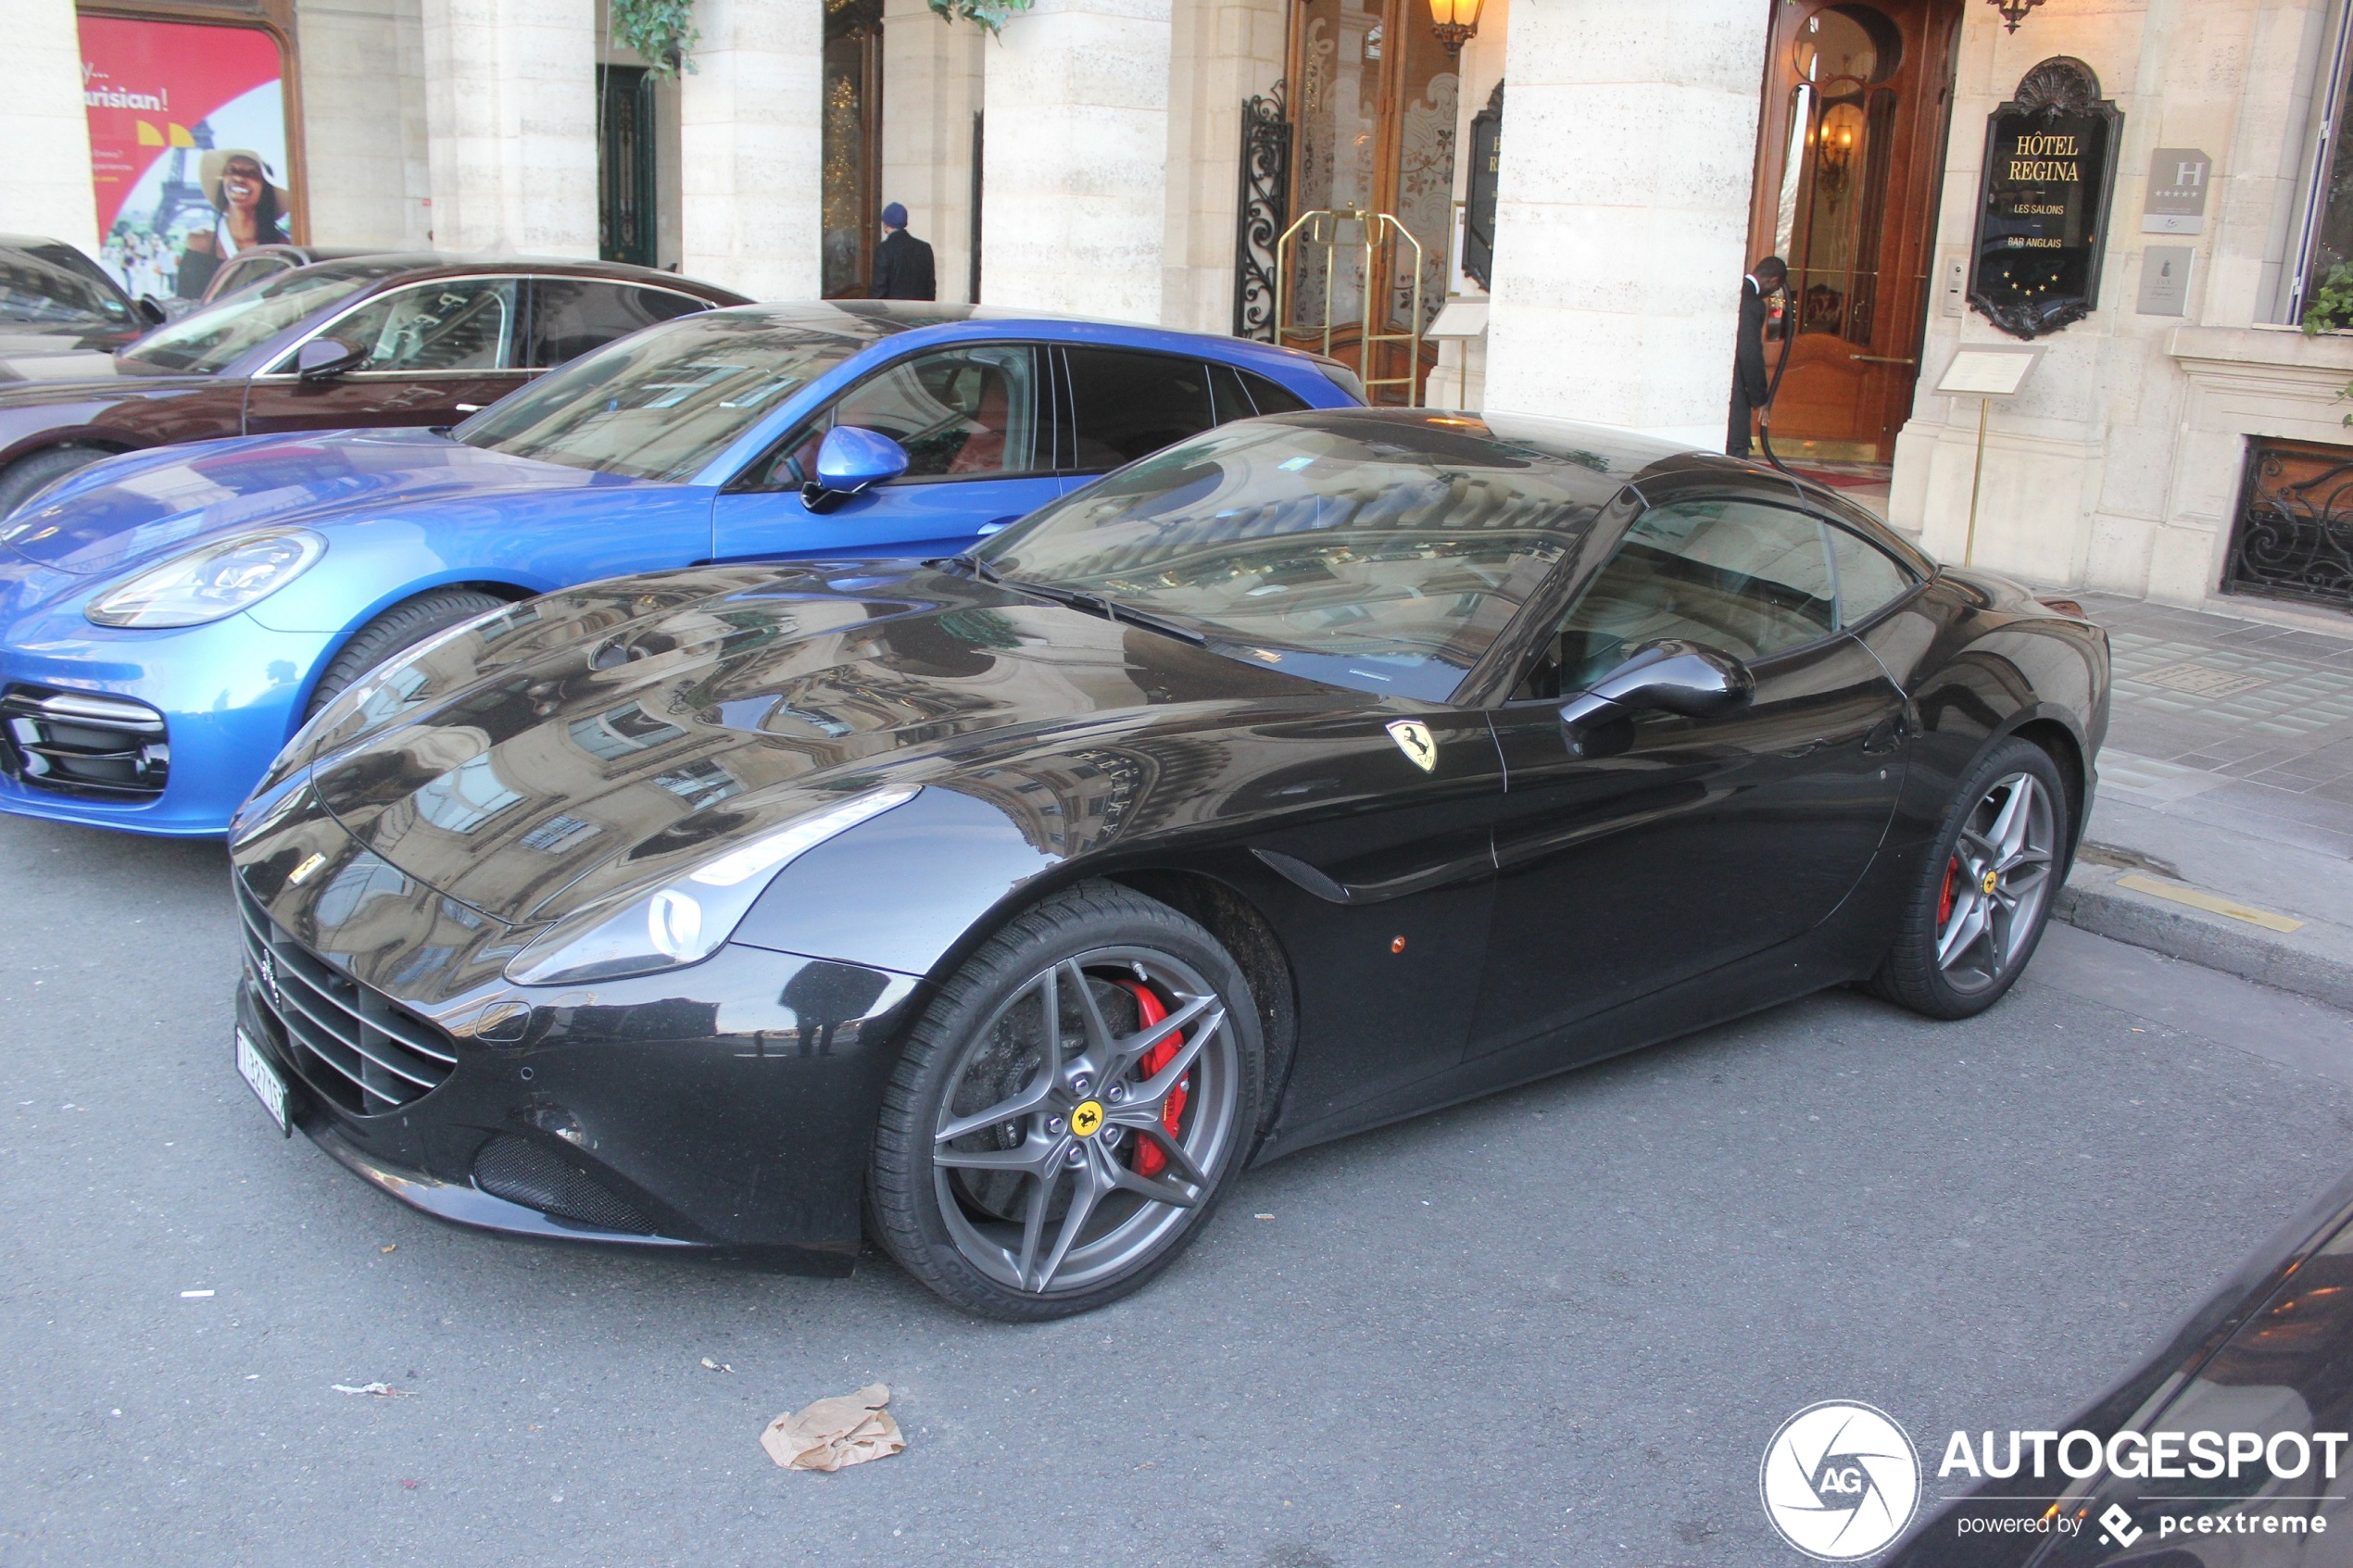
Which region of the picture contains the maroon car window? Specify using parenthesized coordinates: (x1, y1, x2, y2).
(524, 281, 708, 369)
(125, 261, 400, 373)
(327, 279, 520, 373)
(1063, 347, 1216, 471)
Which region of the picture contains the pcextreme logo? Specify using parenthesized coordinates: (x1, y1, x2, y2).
(1760, 1401, 1922, 1562)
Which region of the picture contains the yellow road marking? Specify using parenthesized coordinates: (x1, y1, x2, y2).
(2113, 873, 2305, 933)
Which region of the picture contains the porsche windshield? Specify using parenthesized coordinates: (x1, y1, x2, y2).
(456, 313, 871, 482)
(976, 419, 1601, 703)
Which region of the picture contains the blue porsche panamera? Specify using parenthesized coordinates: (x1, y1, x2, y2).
(0, 303, 1362, 836)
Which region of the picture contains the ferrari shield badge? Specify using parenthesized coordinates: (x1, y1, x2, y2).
(1385, 719, 1440, 773)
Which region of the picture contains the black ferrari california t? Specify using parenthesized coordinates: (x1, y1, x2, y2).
(225, 409, 2110, 1318)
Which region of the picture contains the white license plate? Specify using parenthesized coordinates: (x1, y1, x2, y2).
(236, 1028, 290, 1135)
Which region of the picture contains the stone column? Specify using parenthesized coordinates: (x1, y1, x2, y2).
(982, 0, 1173, 322)
(680, 0, 824, 302)
(420, 0, 597, 255)
(883, 0, 986, 304)
(1482, 0, 1771, 448)
(1157, 0, 1284, 333)
(6, 0, 100, 255)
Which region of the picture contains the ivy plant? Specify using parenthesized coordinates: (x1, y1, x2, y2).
(611, 0, 698, 78)
(927, 0, 1034, 34)
(2303, 262, 2353, 334)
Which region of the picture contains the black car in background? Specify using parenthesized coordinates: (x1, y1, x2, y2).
(227, 409, 2109, 1320)
(1890, 1167, 2353, 1563)
(0, 235, 148, 367)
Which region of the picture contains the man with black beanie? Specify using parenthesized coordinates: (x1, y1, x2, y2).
(872, 203, 937, 301)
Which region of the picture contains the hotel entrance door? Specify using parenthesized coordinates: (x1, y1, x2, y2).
(1746, 0, 1960, 462)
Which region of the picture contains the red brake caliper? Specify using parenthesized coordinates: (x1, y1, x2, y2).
(1937, 856, 1959, 927)
(1114, 979, 1188, 1178)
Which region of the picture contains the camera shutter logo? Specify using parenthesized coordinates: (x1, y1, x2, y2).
(1760, 1401, 1921, 1561)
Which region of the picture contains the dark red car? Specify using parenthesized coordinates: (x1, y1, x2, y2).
(0, 256, 749, 515)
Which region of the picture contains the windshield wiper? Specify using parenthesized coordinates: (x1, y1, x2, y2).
(993, 576, 1208, 646)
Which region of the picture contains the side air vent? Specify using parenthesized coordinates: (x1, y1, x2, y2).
(472, 1135, 658, 1236)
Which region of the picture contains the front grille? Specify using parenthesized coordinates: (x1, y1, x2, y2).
(472, 1135, 657, 1235)
(0, 684, 169, 799)
(236, 881, 457, 1115)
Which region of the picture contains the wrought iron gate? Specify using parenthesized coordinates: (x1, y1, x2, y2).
(1234, 89, 1291, 342)
(2226, 436, 2353, 609)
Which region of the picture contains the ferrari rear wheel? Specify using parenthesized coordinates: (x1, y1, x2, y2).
(868, 884, 1263, 1320)
(1873, 736, 2069, 1020)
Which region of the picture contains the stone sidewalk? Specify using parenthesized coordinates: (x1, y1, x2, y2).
(2057, 589, 2353, 1009)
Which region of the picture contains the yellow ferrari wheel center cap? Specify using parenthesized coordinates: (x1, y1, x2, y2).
(1981, 869, 1999, 896)
(1070, 1099, 1105, 1138)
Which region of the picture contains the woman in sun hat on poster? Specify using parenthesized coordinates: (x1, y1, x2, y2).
(173, 148, 292, 299)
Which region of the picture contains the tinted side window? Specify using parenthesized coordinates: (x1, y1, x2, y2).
(1537, 498, 1836, 694)
(527, 281, 705, 368)
(752, 344, 1041, 489)
(1065, 347, 1214, 470)
(1239, 370, 1310, 414)
(1206, 362, 1255, 425)
(1826, 524, 1916, 626)
(327, 279, 520, 372)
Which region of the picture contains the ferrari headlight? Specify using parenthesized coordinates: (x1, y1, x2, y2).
(503, 787, 919, 987)
(86, 528, 325, 628)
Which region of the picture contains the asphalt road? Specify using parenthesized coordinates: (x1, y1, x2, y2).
(6, 810, 2353, 1568)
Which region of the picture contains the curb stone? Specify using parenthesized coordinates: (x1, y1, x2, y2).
(2054, 860, 2353, 1014)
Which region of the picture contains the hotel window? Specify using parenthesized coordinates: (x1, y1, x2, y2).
(2293, 3, 2353, 326)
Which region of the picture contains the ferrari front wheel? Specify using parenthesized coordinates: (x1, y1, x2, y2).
(867, 884, 1262, 1320)
(1874, 736, 2070, 1020)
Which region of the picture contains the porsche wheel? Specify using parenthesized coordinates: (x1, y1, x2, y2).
(1874, 737, 2069, 1020)
(868, 884, 1262, 1320)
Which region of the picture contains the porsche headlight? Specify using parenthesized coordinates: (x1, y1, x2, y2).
(503, 787, 920, 987)
(86, 528, 325, 628)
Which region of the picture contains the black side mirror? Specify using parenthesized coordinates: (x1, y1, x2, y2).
(1558, 639, 1755, 736)
(295, 338, 363, 383)
(132, 295, 167, 327)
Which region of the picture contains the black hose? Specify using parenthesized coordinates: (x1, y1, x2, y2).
(1755, 285, 1797, 478)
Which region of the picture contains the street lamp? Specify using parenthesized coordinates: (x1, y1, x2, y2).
(1988, 0, 2046, 31)
(1428, 0, 1482, 56)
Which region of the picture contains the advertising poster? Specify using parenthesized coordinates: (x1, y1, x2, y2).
(79, 16, 296, 303)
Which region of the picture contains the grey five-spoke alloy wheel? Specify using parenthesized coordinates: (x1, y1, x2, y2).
(1874, 735, 2071, 1020)
(868, 883, 1265, 1320)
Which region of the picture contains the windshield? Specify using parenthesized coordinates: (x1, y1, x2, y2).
(455, 312, 869, 482)
(976, 420, 1597, 702)
(119, 259, 408, 374)
(0, 246, 132, 330)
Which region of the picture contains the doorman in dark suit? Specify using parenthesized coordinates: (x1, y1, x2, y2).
(1729, 255, 1787, 458)
(872, 202, 937, 301)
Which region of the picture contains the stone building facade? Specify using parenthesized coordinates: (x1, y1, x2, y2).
(11, 0, 2353, 627)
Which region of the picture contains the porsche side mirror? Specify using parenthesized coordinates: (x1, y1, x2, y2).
(295, 337, 363, 383)
(801, 426, 910, 515)
(1558, 639, 1755, 735)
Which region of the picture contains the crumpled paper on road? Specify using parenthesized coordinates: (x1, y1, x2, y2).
(759, 1383, 905, 1472)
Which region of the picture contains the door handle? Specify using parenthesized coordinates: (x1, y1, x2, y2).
(1847, 355, 1918, 366)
